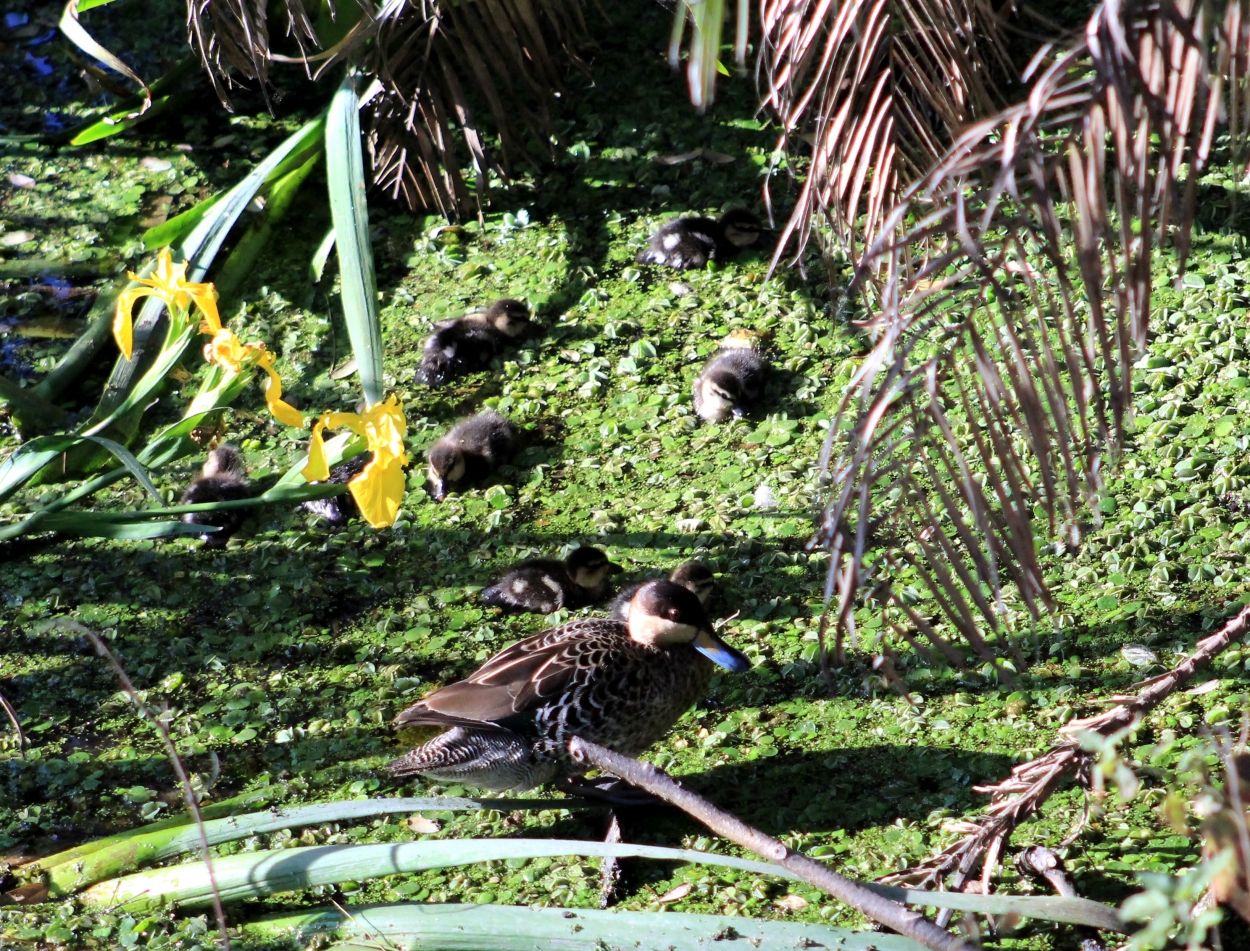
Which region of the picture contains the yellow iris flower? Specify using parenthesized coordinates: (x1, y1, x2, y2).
(203, 329, 304, 429)
(113, 248, 219, 361)
(302, 396, 408, 528)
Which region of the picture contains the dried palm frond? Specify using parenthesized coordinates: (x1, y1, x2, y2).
(363, 0, 588, 215)
(186, 0, 589, 218)
(813, 0, 1249, 679)
(758, 0, 1015, 270)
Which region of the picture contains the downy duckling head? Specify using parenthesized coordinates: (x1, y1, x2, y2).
(427, 443, 465, 501)
(627, 580, 749, 671)
(670, 560, 715, 606)
(719, 208, 763, 249)
(565, 546, 620, 589)
(486, 299, 532, 338)
(696, 368, 744, 421)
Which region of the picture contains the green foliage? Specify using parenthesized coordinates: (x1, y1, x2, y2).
(247, 902, 930, 951)
(325, 72, 383, 407)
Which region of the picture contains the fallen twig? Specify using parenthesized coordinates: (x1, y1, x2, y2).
(0, 690, 25, 758)
(1015, 848, 1105, 951)
(599, 811, 622, 908)
(886, 604, 1250, 922)
(568, 736, 969, 951)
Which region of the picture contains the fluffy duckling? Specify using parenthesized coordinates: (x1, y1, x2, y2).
(302, 452, 370, 526)
(415, 299, 532, 386)
(636, 208, 763, 271)
(427, 410, 519, 501)
(181, 446, 253, 547)
(386, 579, 750, 792)
(607, 560, 716, 621)
(693, 341, 769, 422)
(482, 546, 620, 615)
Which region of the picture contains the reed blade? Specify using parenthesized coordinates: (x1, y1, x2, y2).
(326, 71, 384, 408)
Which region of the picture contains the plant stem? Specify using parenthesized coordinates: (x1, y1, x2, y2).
(567, 737, 969, 951)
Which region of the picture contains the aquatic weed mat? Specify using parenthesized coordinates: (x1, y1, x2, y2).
(0, 3, 1249, 950)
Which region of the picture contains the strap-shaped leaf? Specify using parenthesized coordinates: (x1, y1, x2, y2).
(79, 436, 162, 503)
(326, 72, 384, 407)
(76, 836, 1125, 930)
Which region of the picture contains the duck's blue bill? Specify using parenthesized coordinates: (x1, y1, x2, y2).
(694, 629, 751, 672)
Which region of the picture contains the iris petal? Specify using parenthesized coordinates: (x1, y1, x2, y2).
(112, 287, 150, 360)
(300, 396, 409, 527)
(302, 417, 331, 482)
(254, 350, 303, 429)
(350, 450, 406, 528)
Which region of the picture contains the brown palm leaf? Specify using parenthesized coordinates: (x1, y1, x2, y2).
(186, 0, 589, 219)
(758, 0, 1015, 270)
(813, 0, 1248, 681)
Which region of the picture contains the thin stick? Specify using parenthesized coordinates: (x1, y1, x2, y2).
(0, 690, 26, 758)
(890, 604, 1250, 911)
(567, 737, 968, 951)
(47, 620, 231, 950)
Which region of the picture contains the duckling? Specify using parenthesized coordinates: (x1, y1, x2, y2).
(607, 560, 716, 621)
(427, 410, 519, 501)
(181, 446, 253, 547)
(481, 546, 620, 615)
(636, 208, 763, 271)
(693, 343, 769, 422)
(386, 580, 750, 792)
(301, 452, 370, 526)
(415, 299, 532, 386)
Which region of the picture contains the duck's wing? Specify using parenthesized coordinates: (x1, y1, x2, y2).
(394, 620, 624, 728)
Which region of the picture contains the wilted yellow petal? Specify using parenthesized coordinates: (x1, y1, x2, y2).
(254, 350, 303, 429)
(205, 329, 248, 373)
(302, 416, 332, 483)
(349, 450, 406, 528)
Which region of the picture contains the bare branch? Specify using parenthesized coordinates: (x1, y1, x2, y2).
(568, 736, 970, 951)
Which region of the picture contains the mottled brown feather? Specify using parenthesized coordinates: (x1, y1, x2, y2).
(395, 620, 621, 726)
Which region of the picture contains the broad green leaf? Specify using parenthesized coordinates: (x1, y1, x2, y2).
(249, 903, 928, 951)
(141, 192, 224, 251)
(212, 150, 322, 302)
(26, 513, 210, 540)
(326, 71, 383, 407)
(80, 836, 1125, 930)
(69, 91, 193, 146)
(311, 226, 337, 283)
(38, 796, 587, 895)
(181, 114, 328, 282)
(80, 436, 162, 503)
(0, 434, 82, 503)
(59, 0, 149, 107)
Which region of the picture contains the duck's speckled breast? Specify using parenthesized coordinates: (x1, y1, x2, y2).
(534, 640, 713, 765)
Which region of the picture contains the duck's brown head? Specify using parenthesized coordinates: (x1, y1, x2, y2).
(627, 580, 749, 672)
